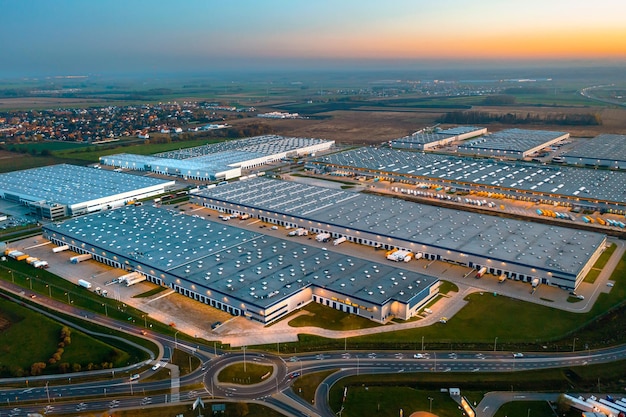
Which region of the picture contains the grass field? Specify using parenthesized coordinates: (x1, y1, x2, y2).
(288, 302, 382, 330)
(217, 362, 273, 385)
(293, 370, 335, 404)
(106, 402, 284, 417)
(0, 297, 128, 376)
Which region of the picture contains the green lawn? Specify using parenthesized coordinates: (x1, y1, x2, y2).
(132, 286, 168, 298)
(594, 243, 616, 269)
(332, 387, 462, 417)
(438, 280, 459, 295)
(217, 362, 273, 385)
(583, 269, 601, 284)
(108, 402, 284, 417)
(292, 370, 336, 404)
(494, 401, 571, 417)
(0, 297, 128, 376)
(288, 302, 382, 330)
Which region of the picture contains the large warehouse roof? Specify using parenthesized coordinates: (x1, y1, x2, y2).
(459, 128, 568, 153)
(154, 135, 331, 159)
(195, 178, 606, 278)
(312, 148, 626, 205)
(0, 164, 173, 206)
(562, 134, 626, 163)
(101, 135, 334, 180)
(44, 205, 436, 307)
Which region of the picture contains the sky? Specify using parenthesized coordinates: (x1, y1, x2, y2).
(2, 0, 625, 76)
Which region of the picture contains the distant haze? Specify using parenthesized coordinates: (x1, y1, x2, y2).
(2, 0, 625, 78)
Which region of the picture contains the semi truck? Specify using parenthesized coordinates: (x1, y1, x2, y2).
(386, 249, 414, 262)
(333, 237, 347, 246)
(475, 267, 488, 278)
(498, 274, 507, 283)
(315, 233, 331, 243)
(531, 278, 540, 288)
(33, 260, 49, 269)
(52, 245, 70, 253)
(70, 254, 92, 264)
(8, 251, 29, 261)
(78, 279, 92, 289)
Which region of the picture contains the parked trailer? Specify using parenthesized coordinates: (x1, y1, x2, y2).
(70, 254, 92, 264)
(476, 267, 488, 278)
(52, 245, 70, 253)
(117, 271, 142, 285)
(333, 237, 347, 246)
(315, 233, 331, 243)
(26, 257, 39, 265)
(78, 279, 92, 289)
(586, 398, 619, 417)
(561, 395, 594, 413)
(126, 274, 147, 287)
(600, 399, 626, 414)
(386, 250, 414, 262)
(33, 260, 49, 269)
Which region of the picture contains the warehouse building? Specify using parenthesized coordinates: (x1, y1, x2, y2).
(309, 147, 626, 213)
(42, 205, 439, 324)
(457, 128, 569, 159)
(390, 126, 486, 150)
(560, 134, 626, 169)
(0, 164, 175, 220)
(192, 178, 606, 291)
(99, 135, 334, 181)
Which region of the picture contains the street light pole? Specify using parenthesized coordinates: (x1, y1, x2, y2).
(421, 336, 425, 351)
(46, 284, 51, 298)
(243, 346, 247, 373)
(573, 337, 578, 352)
(143, 314, 147, 328)
(103, 303, 108, 317)
(428, 397, 433, 412)
(45, 381, 50, 403)
(174, 331, 180, 349)
(494, 336, 498, 352)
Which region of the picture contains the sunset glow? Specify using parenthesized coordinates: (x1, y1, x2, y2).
(2, 0, 625, 76)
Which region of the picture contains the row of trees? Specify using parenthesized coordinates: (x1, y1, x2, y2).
(439, 110, 602, 126)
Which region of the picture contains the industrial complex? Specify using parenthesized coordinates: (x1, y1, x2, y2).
(0, 164, 175, 220)
(456, 128, 570, 159)
(42, 205, 439, 324)
(192, 177, 607, 291)
(99, 135, 334, 181)
(309, 147, 626, 213)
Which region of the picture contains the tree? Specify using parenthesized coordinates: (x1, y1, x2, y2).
(30, 362, 46, 376)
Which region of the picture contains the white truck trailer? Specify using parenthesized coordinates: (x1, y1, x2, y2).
(78, 279, 92, 289)
(70, 254, 92, 264)
(333, 237, 347, 245)
(126, 274, 147, 287)
(52, 245, 70, 253)
(315, 233, 331, 242)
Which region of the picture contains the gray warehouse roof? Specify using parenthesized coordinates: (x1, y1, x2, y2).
(313, 148, 626, 205)
(459, 128, 568, 153)
(0, 164, 173, 206)
(562, 134, 626, 163)
(44, 205, 436, 307)
(195, 178, 606, 278)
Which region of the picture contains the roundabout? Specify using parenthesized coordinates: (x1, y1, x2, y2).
(205, 351, 290, 399)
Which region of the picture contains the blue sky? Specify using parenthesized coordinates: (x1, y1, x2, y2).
(2, 0, 625, 76)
